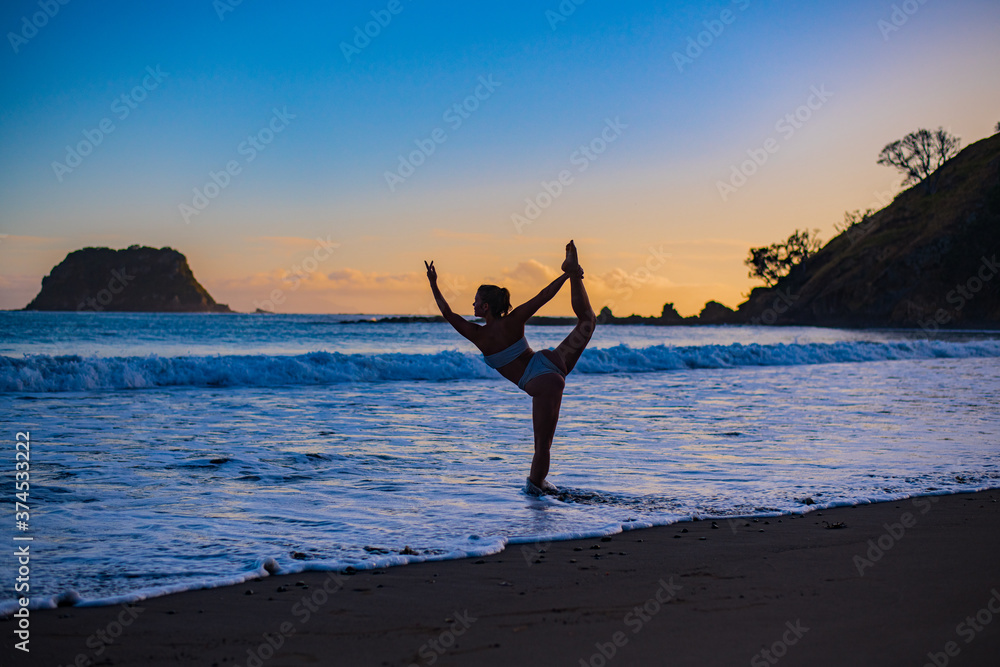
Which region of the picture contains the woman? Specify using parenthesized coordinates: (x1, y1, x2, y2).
(424, 241, 597, 494)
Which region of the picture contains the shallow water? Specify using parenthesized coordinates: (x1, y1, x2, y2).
(1, 312, 998, 613)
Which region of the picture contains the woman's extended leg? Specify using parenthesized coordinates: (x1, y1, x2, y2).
(556, 243, 597, 374)
(525, 241, 594, 489)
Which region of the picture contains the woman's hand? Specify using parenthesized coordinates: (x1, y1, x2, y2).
(424, 260, 437, 284)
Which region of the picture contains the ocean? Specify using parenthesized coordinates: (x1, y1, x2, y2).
(1, 311, 999, 614)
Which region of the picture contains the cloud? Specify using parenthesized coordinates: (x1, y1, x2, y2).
(216, 267, 422, 293)
(321, 268, 420, 291)
(207, 263, 473, 314)
(496, 259, 561, 286)
(0, 274, 42, 309)
(665, 238, 749, 261)
(592, 267, 676, 292)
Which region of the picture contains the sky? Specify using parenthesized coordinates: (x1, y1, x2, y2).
(1, 0, 998, 316)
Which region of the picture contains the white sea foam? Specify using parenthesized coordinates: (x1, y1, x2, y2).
(3, 339, 999, 392)
(1, 484, 994, 618)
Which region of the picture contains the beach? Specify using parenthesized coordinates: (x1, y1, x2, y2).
(11, 489, 999, 666)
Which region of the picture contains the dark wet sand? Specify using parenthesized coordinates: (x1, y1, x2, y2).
(8, 490, 1000, 666)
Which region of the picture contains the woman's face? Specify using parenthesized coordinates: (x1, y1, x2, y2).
(473, 292, 487, 318)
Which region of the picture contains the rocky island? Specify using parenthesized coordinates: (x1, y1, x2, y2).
(24, 245, 231, 313)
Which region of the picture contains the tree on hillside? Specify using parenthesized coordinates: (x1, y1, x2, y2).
(745, 229, 822, 287)
(877, 127, 960, 194)
(834, 209, 875, 234)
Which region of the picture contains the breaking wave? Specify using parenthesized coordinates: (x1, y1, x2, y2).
(3, 339, 999, 392)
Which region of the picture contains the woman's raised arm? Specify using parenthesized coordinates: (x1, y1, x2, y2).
(425, 260, 479, 341)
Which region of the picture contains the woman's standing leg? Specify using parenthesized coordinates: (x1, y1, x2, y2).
(527, 375, 564, 486)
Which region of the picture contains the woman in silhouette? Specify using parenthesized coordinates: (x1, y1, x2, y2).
(425, 241, 596, 494)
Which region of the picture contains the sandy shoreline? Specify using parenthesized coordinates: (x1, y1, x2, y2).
(6, 489, 1000, 666)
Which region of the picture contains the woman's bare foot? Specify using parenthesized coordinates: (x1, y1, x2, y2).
(525, 477, 559, 496)
(561, 240, 580, 273)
